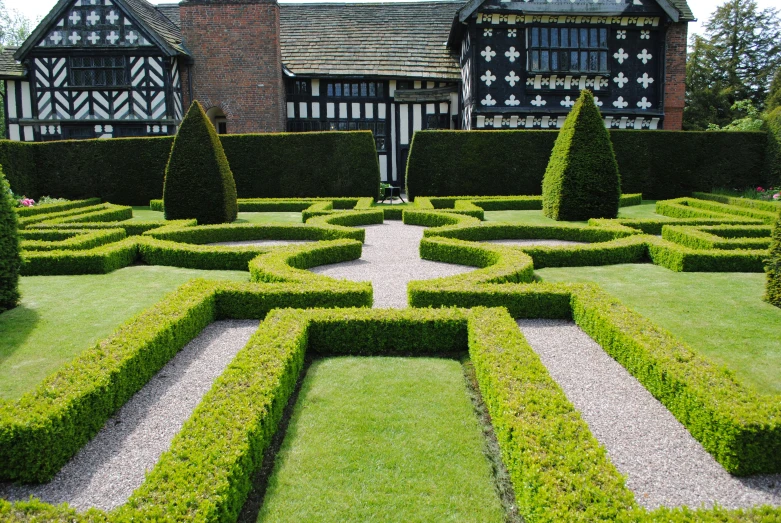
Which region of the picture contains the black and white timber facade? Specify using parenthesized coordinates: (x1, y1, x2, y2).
(0, 0, 693, 186)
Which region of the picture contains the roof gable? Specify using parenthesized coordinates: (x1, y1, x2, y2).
(15, 0, 186, 60)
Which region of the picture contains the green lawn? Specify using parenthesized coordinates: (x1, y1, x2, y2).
(128, 206, 302, 224)
(257, 357, 505, 523)
(0, 266, 248, 400)
(616, 201, 672, 220)
(483, 201, 666, 225)
(537, 264, 781, 395)
(483, 209, 588, 226)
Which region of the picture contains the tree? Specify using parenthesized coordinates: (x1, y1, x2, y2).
(163, 101, 238, 224)
(766, 68, 781, 112)
(0, 0, 34, 46)
(0, 167, 21, 312)
(684, 35, 733, 130)
(684, 0, 781, 129)
(542, 90, 621, 221)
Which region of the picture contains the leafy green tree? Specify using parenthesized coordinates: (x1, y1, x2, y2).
(542, 90, 621, 221)
(766, 68, 781, 112)
(163, 101, 238, 224)
(684, 0, 781, 129)
(685, 35, 733, 129)
(0, 167, 21, 312)
(0, 0, 34, 46)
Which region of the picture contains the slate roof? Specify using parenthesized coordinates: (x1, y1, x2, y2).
(279, 1, 462, 80)
(156, 3, 181, 29)
(668, 0, 694, 21)
(0, 47, 25, 79)
(122, 0, 187, 55)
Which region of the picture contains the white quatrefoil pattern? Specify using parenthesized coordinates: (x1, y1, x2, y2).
(481, 70, 496, 86)
(481, 46, 497, 62)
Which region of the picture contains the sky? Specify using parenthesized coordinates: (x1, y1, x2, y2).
(5, 0, 781, 39)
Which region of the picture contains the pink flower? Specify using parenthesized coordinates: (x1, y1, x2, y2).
(774, 193, 780, 200)
(757, 187, 765, 192)
(21, 198, 35, 207)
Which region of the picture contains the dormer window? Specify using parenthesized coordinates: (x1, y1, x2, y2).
(69, 56, 128, 87)
(528, 27, 608, 74)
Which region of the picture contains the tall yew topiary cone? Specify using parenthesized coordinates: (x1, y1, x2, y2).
(542, 90, 621, 221)
(766, 211, 781, 307)
(163, 101, 238, 224)
(0, 167, 21, 312)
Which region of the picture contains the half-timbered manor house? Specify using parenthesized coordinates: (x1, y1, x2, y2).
(0, 0, 692, 185)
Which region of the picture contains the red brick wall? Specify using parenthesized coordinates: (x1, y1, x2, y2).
(663, 22, 687, 130)
(179, 0, 285, 134)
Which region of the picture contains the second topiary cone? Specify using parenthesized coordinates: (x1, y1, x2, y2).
(163, 101, 238, 224)
(542, 90, 621, 221)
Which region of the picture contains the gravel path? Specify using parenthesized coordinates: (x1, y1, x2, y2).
(209, 240, 314, 247)
(0, 320, 258, 512)
(310, 222, 473, 308)
(517, 319, 781, 510)
(484, 239, 587, 247)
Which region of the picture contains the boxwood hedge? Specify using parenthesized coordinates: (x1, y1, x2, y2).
(766, 212, 781, 307)
(406, 233, 781, 476)
(4, 306, 779, 521)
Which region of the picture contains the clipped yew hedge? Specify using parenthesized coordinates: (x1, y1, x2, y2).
(163, 102, 238, 224)
(406, 129, 772, 201)
(0, 132, 380, 205)
(542, 90, 621, 220)
(0, 167, 21, 312)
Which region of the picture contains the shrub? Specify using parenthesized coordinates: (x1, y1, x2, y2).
(163, 102, 238, 224)
(222, 132, 380, 199)
(542, 90, 621, 221)
(405, 130, 770, 201)
(766, 212, 781, 307)
(0, 168, 21, 312)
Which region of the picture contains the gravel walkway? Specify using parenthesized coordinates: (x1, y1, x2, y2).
(310, 222, 473, 308)
(517, 319, 781, 510)
(0, 320, 258, 512)
(484, 239, 587, 247)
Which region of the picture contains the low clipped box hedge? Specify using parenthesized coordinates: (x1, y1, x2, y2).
(0, 132, 380, 205)
(766, 212, 781, 307)
(406, 130, 772, 201)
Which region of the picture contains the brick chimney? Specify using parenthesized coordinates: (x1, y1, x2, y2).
(662, 22, 687, 131)
(179, 0, 286, 133)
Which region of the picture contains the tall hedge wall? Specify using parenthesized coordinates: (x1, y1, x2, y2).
(406, 130, 772, 200)
(0, 131, 380, 205)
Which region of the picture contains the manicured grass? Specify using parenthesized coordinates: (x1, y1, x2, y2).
(257, 357, 505, 523)
(483, 202, 665, 225)
(617, 200, 671, 220)
(129, 206, 165, 221)
(483, 209, 588, 226)
(233, 212, 302, 224)
(128, 206, 302, 224)
(0, 266, 248, 400)
(537, 264, 781, 395)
